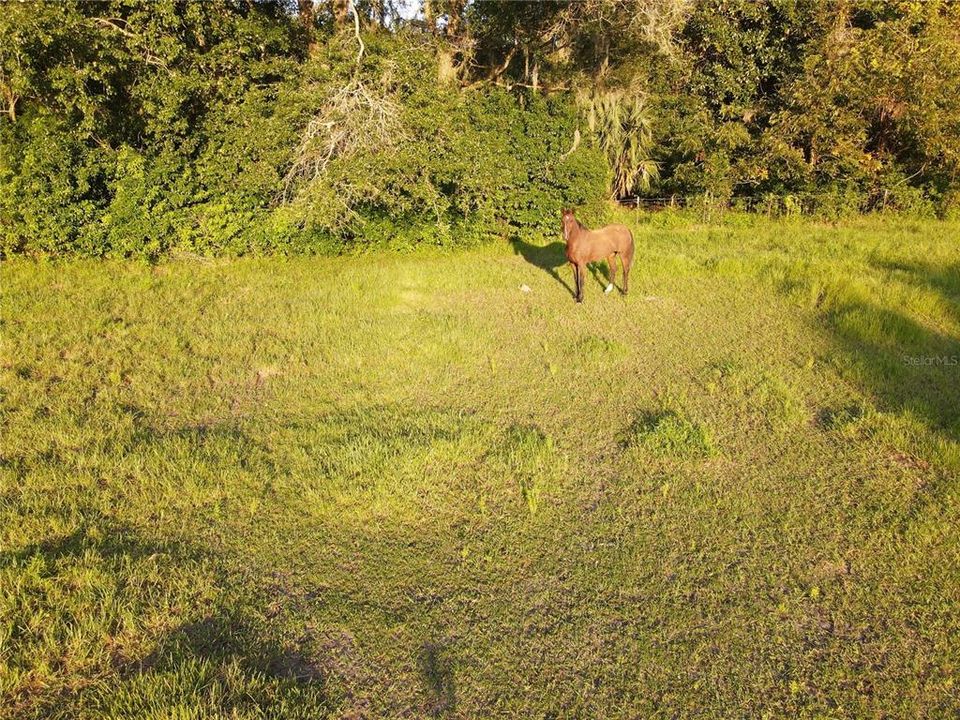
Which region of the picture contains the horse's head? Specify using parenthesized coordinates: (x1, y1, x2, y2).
(561, 208, 577, 242)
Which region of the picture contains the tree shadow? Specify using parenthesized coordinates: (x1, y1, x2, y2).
(840, 258, 960, 439)
(145, 614, 332, 685)
(1, 507, 335, 716)
(0, 511, 197, 568)
(824, 296, 960, 441)
(817, 293, 960, 540)
(779, 256, 960, 453)
(100, 609, 338, 718)
(868, 258, 960, 330)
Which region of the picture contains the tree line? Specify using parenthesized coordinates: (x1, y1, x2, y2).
(1, 0, 958, 257)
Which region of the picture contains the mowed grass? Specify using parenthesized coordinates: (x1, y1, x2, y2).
(2, 212, 959, 719)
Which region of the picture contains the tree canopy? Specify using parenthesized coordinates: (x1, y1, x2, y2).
(2, 0, 958, 256)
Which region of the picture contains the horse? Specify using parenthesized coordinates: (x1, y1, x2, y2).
(561, 208, 634, 303)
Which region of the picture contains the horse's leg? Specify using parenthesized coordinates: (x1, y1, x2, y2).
(575, 263, 585, 303)
(621, 245, 634, 295)
(571, 262, 581, 302)
(605, 254, 617, 294)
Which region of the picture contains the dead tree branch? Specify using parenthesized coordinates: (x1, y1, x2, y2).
(279, 75, 405, 203)
(348, 0, 365, 67)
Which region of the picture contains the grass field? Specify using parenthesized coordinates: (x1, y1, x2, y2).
(2, 212, 960, 719)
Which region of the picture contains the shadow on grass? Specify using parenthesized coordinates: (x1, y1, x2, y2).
(510, 239, 615, 296)
(824, 295, 960, 444)
(147, 614, 333, 686)
(587, 261, 616, 290)
(0, 512, 197, 568)
(418, 641, 456, 715)
(775, 257, 960, 448)
(818, 294, 960, 549)
(511, 239, 573, 297)
(869, 259, 960, 330)
(1, 508, 335, 715)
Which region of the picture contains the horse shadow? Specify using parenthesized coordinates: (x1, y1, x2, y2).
(511, 239, 613, 297)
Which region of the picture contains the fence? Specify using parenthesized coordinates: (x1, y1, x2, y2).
(617, 192, 901, 215)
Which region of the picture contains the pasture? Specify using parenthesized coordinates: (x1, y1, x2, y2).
(2, 212, 959, 719)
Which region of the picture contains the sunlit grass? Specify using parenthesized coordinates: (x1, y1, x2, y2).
(2, 212, 959, 718)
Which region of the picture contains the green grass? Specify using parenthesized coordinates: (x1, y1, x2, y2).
(2, 212, 959, 719)
(626, 410, 715, 459)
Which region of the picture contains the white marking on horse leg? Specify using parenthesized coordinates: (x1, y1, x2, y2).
(604, 283, 614, 294)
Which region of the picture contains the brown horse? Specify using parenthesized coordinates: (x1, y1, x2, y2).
(561, 209, 634, 303)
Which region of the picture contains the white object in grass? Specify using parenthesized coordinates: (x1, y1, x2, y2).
(520, 284, 532, 293)
(604, 283, 614, 294)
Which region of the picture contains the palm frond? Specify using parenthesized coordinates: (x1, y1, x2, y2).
(578, 88, 658, 198)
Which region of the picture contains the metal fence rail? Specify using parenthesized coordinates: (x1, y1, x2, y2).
(617, 191, 906, 214)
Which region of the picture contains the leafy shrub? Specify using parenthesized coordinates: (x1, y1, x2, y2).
(0, 112, 111, 256)
(939, 189, 960, 221)
(274, 37, 608, 251)
(3, 0, 958, 257)
(0, 30, 607, 257)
